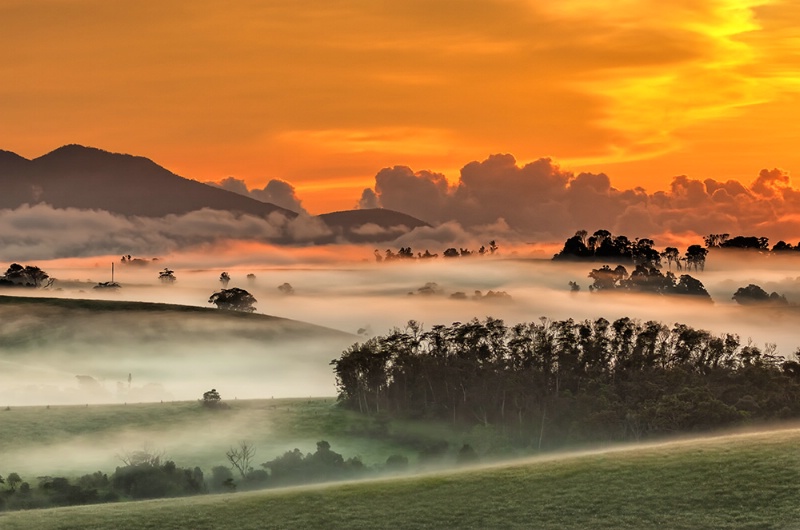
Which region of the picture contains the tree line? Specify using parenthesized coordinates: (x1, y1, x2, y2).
(331, 317, 800, 449)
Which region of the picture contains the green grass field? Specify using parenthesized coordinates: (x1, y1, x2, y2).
(0, 398, 453, 478)
(2, 427, 799, 529)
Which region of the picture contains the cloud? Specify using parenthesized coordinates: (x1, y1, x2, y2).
(360, 154, 800, 245)
(207, 177, 308, 214)
(0, 204, 331, 261)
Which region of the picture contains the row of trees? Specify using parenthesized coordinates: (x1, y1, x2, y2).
(331, 317, 800, 448)
(376, 241, 499, 262)
(553, 230, 708, 271)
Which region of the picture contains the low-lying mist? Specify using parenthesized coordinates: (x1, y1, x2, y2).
(2, 243, 800, 406)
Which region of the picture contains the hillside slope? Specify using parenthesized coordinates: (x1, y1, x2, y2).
(1, 427, 798, 529)
(0, 295, 356, 405)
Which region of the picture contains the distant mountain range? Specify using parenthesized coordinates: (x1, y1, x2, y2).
(0, 145, 429, 241)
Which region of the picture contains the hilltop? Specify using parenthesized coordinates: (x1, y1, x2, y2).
(0, 294, 356, 405)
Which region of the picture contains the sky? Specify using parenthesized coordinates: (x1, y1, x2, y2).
(3, 0, 800, 214)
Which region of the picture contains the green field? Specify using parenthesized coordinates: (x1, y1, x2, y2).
(1, 427, 799, 529)
(0, 398, 459, 478)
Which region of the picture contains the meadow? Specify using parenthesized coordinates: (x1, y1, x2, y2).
(1, 426, 798, 529)
(0, 397, 459, 479)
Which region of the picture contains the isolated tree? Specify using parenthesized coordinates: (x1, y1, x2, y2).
(209, 288, 257, 312)
(226, 441, 256, 479)
(247, 273, 256, 285)
(277, 282, 295, 295)
(202, 388, 222, 408)
(219, 272, 230, 287)
(158, 268, 176, 284)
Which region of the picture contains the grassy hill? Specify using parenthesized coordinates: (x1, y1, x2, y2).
(0, 294, 356, 405)
(1, 426, 798, 529)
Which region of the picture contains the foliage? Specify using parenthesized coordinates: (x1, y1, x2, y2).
(331, 317, 800, 448)
(201, 388, 225, 409)
(0, 263, 50, 288)
(4, 430, 800, 529)
(208, 288, 257, 312)
(587, 264, 711, 299)
(158, 268, 176, 283)
(732, 284, 789, 305)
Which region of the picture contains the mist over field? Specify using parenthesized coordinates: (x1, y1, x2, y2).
(3, 242, 800, 407)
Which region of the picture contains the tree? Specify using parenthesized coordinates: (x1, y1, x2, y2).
(6, 472, 21, 492)
(209, 288, 257, 312)
(1, 263, 50, 287)
(226, 441, 256, 479)
(158, 268, 176, 284)
(732, 284, 788, 305)
(277, 282, 295, 295)
(219, 272, 230, 287)
(685, 245, 708, 271)
(202, 388, 222, 408)
(661, 247, 680, 270)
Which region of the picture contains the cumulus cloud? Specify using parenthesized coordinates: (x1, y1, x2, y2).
(0, 204, 331, 261)
(207, 177, 308, 214)
(359, 153, 800, 245)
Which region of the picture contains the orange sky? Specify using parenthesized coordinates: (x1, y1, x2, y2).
(3, 0, 800, 213)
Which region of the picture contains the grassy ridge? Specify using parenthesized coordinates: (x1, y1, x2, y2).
(2, 428, 799, 529)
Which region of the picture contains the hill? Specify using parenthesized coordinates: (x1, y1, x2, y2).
(317, 208, 430, 243)
(0, 295, 356, 405)
(0, 145, 297, 218)
(1, 426, 798, 529)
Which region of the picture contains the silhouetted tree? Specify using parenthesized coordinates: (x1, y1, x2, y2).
(219, 272, 230, 287)
(208, 288, 257, 312)
(661, 247, 680, 270)
(732, 284, 789, 305)
(1, 263, 49, 287)
(685, 245, 708, 271)
(277, 282, 295, 295)
(158, 268, 176, 284)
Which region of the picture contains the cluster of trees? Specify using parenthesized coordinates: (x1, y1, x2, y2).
(0, 455, 203, 512)
(376, 241, 498, 262)
(0, 263, 50, 288)
(331, 317, 800, 448)
(586, 264, 711, 299)
(732, 284, 789, 305)
(697, 233, 800, 254)
(0, 437, 426, 513)
(554, 230, 708, 271)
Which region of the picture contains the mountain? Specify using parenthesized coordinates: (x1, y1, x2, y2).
(318, 208, 430, 242)
(0, 145, 297, 218)
(0, 145, 430, 243)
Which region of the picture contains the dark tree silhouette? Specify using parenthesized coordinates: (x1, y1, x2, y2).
(158, 268, 176, 284)
(208, 288, 257, 312)
(219, 272, 230, 287)
(1, 263, 49, 287)
(732, 284, 789, 305)
(202, 388, 222, 407)
(685, 245, 708, 271)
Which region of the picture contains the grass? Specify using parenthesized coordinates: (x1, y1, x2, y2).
(2, 427, 799, 529)
(0, 398, 460, 478)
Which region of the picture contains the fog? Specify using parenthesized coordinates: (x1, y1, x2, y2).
(2, 243, 800, 408)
